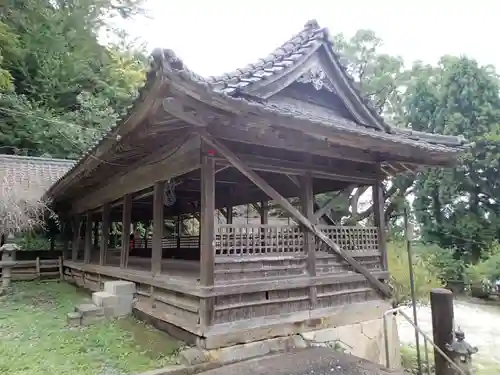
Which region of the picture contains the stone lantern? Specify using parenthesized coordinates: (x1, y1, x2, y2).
(0, 240, 19, 290)
(446, 328, 478, 375)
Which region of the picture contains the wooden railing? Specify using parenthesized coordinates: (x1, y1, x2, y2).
(215, 224, 304, 256)
(214, 224, 379, 256)
(132, 236, 199, 249)
(314, 225, 379, 253)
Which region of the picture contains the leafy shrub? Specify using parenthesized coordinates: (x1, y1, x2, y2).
(465, 243, 500, 284)
(400, 345, 434, 375)
(418, 243, 466, 282)
(388, 241, 443, 304)
(14, 232, 51, 250)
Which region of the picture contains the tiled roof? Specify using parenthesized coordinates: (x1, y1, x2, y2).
(0, 155, 74, 201)
(206, 20, 324, 95)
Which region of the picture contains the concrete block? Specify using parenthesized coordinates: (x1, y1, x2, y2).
(67, 311, 82, 327)
(104, 280, 136, 296)
(112, 294, 134, 316)
(75, 303, 104, 317)
(92, 291, 118, 307)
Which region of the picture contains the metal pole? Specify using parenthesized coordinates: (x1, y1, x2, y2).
(404, 206, 422, 375)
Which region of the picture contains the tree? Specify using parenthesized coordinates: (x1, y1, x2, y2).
(410, 57, 500, 261)
(0, 0, 147, 158)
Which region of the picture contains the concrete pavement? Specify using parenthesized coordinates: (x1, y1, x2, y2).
(195, 347, 408, 375)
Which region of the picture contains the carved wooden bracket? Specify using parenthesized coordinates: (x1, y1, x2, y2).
(297, 64, 336, 92)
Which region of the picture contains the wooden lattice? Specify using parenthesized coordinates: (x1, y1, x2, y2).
(215, 224, 304, 255)
(314, 225, 378, 253)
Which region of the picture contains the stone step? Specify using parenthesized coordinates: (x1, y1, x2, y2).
(103, 280, 136, 296)
(92, 290, 134, 317)
(92, 291, 118, 308)
(75, 303, 104, 317)
(67, 311, 82, 327)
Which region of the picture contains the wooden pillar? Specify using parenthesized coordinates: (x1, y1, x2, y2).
(152, 181, 165, 275)
(61, 220, 69, 260)
(372, 179, 388, 270)
(83, 212, 93, 264)
(93, 220, 99, 249)
(300, 172, 317, 308)
(120, 194, 132, 269)
(71, 216, 81, 262)
(176, 215, 181, 250)
(225, 205, 233, 224)
(100, 203, 110, 266)
(260, 200, 269, 225)
(430, 288, 454, 375)
(200, 146, 215, 327)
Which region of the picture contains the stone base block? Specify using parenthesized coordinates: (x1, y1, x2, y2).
(104, 280, 136, 296)
(92, 291, 118, 307)
(76, 303, 104, 317)
(67, 311, 82, 327)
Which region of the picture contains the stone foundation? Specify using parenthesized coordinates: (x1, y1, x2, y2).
(301, 315, 401, 369)
(179, 315, 401, 370)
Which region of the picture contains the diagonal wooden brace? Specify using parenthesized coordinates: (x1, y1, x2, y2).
(199, 130, 391, 297)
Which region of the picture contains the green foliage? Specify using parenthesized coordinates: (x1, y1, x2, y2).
(465, 243, 500, 284)
(14, 231, 51, 250)
(410, 57, 500, 261)
(0, 282, 180, 375)
(0, 0, 147, 158)
(418, 244, 466, 282)
(400, 345, 434, 375)
(387, 241, 443, 304)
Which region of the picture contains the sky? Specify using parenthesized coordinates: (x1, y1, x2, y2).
(123, 0, 500, 77)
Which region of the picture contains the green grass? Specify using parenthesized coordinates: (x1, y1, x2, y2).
(0, 282, 182, 375)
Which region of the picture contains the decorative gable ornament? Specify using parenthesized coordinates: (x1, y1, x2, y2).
(296, 65, 336, 93)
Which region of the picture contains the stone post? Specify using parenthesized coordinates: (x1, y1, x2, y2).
(0, 242, 19, 290)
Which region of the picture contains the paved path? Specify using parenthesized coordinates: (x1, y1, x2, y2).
(398, 298, 500, 363)
(196, 348, 408, 375)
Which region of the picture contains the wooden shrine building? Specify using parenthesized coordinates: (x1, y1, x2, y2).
(45, 21, 467, 349)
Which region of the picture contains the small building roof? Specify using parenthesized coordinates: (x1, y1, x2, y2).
(0, 154, 74, 233)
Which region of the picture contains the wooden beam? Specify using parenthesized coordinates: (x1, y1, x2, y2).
(71, 140, 201, 214)
(200, 130, 391, 297)
(120, 194, 132, 269)
(83, 212, 93, 264)
(71, 216, 81, 262)
(299, 172, 317, 308)
(213, 154, 377, 184)
(225, 205, 233, 224)
(152, 181, 165, 275)
(199, 145, 216, 327)
(372, 178, 388, 271)
(100, 203, 110, 266)
(312, 186, 356, 223)
(208, 124, 377, 164)
(260, 201, 269, 225)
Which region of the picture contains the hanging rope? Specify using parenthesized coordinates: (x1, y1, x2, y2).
(164, 179, 181, 207)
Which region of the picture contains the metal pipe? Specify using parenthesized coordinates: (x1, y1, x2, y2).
(383, 307, 467, 375)
(404, 207, 423, 375)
